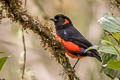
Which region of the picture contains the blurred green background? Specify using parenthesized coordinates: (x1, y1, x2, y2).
(0, 0, 111, 80)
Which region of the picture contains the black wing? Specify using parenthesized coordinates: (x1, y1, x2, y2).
(63, 26, 93, 49)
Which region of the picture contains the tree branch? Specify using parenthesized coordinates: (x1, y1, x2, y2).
(105, 0, 120, 16)
(1, 0, 80, 80)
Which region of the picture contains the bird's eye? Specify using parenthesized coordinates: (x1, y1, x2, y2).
(55, 16, 59, 20)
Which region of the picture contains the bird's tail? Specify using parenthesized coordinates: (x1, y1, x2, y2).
(88, 49, 102, 62)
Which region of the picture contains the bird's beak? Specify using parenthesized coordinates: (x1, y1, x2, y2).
(49, 18, 57, 22)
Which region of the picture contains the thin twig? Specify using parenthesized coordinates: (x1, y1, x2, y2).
(21, 1, 27, 79)
(21, 28, 27, 80)
(112, 45, 120, 56)
(104, 30, 120, 44)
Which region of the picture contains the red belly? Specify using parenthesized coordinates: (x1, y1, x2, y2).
(55, 34, 85, 59)
(62, 40, 81, 52)
(56, 34, 81, 52)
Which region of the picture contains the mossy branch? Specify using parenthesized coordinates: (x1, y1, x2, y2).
(0, 0, 80, 80)
(105, 0, 120, 15)
(110, 0, 120, 9)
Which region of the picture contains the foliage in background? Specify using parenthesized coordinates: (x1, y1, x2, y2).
(0, 52, 8, 71)
(98, 14, 120, 79)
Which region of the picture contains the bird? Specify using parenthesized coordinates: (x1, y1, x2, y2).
(50, 14, 102, 68)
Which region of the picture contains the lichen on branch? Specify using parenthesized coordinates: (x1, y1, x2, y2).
(0, 0, 80, 80)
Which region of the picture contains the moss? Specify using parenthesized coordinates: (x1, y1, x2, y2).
(109, 0, 120, 9)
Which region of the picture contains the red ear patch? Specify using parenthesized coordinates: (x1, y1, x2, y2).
(63, 19, 69, 25)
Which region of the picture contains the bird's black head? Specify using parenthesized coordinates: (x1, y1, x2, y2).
(50, 14, 72, 30)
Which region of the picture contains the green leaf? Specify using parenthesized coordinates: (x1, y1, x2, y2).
(112, 33, 120, 44)
(0, 57, 8, 71)
(101, 40, 112, 45)
(98, 14, 120, 32)
(85, 46, 98, 53)
(106, 59, 120, 71)
(98, 45, 118, 55)
(101, 53, 117, 64)
(102, 67, 120, 79)
(104, 32, 118, 45)
(112, 33, 120, 41)
(101, 54, 120, 79)
(109, 36, 119, 46)
(104, 35, 110, 41)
